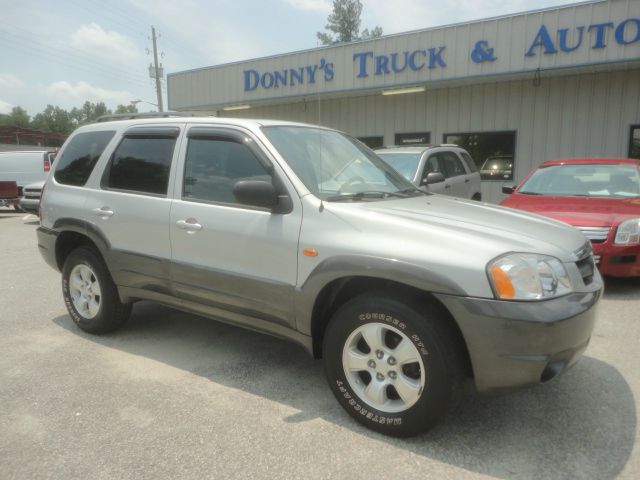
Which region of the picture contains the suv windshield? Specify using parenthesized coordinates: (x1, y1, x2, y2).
(481, 157, 512, 171)
(262, 126, 419, 201)
(375, 152, 422, 181)
(519, 163, 640, 197)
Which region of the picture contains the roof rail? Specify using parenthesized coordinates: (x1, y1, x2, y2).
(95, 111, 211, 123)
(379, 143, 433, 149)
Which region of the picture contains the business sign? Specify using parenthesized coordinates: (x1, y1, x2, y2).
(243, 18, 640, 92)
(166, 1, 640, 110)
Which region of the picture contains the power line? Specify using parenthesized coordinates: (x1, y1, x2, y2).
(0, 36, 150, 89)
(67, 0, 148, 40)
(85, 0, 150, 31)
(0, 29, 150, 85)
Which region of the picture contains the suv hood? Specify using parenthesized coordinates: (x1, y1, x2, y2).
(501, 194, 640, 227)
(325, 194, 588, 263)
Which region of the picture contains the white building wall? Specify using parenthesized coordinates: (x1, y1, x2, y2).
(225, 68, 640, 203)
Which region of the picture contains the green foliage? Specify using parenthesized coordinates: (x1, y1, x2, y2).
(31, 105, 73, 134)
(317, 0, 383, 45)
(2, 101, 138, 135)
(115, 104, 138, 114)
(0, 106, 31, 128)
(69, 101, 111, 126)
(360, 26, 383, 40)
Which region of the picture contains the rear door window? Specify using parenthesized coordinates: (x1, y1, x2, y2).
(440, 152, 466, 178)
(54, 131, 115, 186)
(460, 152, 478, 173)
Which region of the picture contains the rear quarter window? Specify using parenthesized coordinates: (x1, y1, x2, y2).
(54, 131, 115, 186)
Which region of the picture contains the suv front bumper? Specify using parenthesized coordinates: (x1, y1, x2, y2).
(435, 286, 602, 393)
(19, 197, 40, 215)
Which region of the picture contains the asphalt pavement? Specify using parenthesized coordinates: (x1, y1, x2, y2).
(1, 209, 638, 480)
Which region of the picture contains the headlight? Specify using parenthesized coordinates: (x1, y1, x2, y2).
(487, 253, 572, 300)
(614, 218, 640, 245)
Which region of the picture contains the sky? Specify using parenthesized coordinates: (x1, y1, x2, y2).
(0, 0, 580, 116)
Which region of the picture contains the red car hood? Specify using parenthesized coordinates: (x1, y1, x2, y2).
(500, 194, 640, 227)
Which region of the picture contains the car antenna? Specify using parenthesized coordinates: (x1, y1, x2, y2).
(319, 199, 324, 212)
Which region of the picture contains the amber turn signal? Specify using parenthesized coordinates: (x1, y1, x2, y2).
(489, 265, 515, 299)
(303, 248, 318, 257)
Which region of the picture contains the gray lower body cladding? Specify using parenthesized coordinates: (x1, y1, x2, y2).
(38, 224, 602, 393)
(435, 289, 601, 393)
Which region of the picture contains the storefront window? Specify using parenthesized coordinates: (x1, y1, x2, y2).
(630, 125, 640, 160)
(357, 136, 384, 149)
(395, 132, 431, 146)
(443, 131, 516, 180)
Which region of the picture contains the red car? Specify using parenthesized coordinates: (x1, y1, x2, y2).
(501, 158, 640, 277)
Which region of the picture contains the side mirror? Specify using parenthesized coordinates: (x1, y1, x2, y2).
(502, 185, 517, 194)
(233, 180, 278, 209)
(424, 172, 445, 185)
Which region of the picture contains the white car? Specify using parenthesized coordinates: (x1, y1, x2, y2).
(375, 145, 482, 200)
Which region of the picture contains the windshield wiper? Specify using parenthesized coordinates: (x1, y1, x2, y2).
(325, 190, 409, 202)
(397, 187, 426, 196)
(518, 191, 542, 195)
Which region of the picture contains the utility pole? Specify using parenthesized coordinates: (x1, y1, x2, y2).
(149, 26, 164, 112)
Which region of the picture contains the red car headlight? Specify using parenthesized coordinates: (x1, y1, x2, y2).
(614, 218, 640, 245)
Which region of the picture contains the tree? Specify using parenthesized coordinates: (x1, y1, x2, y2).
(317, 0, 382, 45)
(115, 104, 138, 114)
(0, 106, 31, 128)
(2, 101, 138, 136)
(31, 105, 73, 134)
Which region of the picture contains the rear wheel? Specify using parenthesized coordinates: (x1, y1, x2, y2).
(323, 293, 465, 437)
(62, 247, 131, 334)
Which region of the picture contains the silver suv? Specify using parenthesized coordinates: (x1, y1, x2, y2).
(37, 116, 602, 437)
(375, 145, 482, 200)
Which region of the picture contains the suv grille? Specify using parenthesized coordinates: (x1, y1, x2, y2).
(575, 255, 596, 285)
(575, 226, 610, 243)
(24, 187, 42, 199)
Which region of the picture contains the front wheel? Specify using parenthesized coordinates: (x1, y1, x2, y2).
(323, 293, 465, 437)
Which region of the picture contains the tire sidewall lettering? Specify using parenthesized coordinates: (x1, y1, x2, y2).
(357, 311, 429, 356)
(335, 379, 402, 426)
(63, 277, 84, 324)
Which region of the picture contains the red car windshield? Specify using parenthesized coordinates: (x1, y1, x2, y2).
(519, 164, 640, 198)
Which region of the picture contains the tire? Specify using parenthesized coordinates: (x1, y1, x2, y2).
(323, 293, 465, 437)
(62, 247, 131, 334)
(471, 193, 482, 201)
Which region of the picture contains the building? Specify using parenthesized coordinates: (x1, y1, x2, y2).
(167, 0, 640, 203)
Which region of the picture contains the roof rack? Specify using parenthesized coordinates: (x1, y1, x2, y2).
(379, 143, 433, 149)
(95, 111, 211, 123)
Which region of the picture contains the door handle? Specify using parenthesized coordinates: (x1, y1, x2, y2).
(176, 218, 202, 233)
(92, 206, 114, 218)
(464, 178, 470, 183)
(445, 184, 452, 189)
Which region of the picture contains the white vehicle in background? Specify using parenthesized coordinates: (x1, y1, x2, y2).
(375, 145, 482, 200)
(19, 181, 45, 215)
(0, 150, 54, 195)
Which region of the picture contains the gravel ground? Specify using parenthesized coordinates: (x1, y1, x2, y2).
(1, 209, 638, 480)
